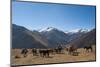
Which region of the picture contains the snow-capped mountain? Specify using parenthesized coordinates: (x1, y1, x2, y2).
(64, 29, 89, 43)
(39, 27, 60, 32)
(39, 27, 68, 47)
(38, 27, 89, 48)
(68, 28, 96, 48)
(12, 24, 95, 48)
(65, 29, 89, 34)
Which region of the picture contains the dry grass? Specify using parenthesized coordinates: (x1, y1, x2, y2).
(11, 46, 96, 65)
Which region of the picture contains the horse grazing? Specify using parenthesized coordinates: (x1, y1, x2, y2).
(68, 45, 78, 56)
(84, 45, 92, 52)
(21, 48, 28, 57)
(32, 48, 37, 56)
(54, 45, 63, 54)
(39, 49, 50, 58)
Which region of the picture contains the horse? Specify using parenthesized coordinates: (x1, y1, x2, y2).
(68, 45, 78, 55)
(32, 48, 37, 56)
(39, 49, 50, 58)
(21, 48, 28, 57)
(54, 45, 63, 54)
(65, 48, 69, 51)
(84, 45, 92, 52)
(48, 48, 55, 55)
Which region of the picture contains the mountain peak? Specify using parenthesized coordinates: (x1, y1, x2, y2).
(65, 29, 89, 34)
(39, 27, 57, 32)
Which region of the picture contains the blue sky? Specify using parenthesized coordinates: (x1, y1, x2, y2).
(12, 1, 96, 31)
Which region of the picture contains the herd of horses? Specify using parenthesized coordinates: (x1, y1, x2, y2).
(15, 45, 93, 58)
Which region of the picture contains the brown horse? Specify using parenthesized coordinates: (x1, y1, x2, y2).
(84, 45, 92, 52)
(39, 49, 50, 58)
(21, 48, 28, 57)
(68, 45, 77, 55)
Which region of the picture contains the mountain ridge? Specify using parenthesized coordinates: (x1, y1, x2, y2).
(12, 24, 48, 48)
(12, 24, 96, 48)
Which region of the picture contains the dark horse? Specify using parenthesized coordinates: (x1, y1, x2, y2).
(32, 48, 37, 56)
(21, 48, 28, 57)
(84, 45, 92, 52)
(39, 49, 50, 58)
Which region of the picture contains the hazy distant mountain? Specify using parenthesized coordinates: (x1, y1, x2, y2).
(65, 29, 89, 34)
(65, 29, 88, 43)
(67, 28, 96, 47)
(12, 24, 48, 48)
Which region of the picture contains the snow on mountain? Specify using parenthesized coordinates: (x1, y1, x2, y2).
(65, 29, 89, 34)
(70, 29, 82, 33)
(39, 27, 57, 32)
(39, 27, 89, 35)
